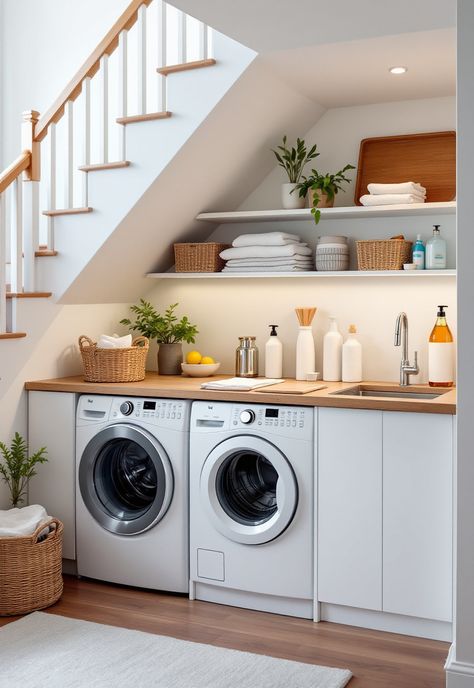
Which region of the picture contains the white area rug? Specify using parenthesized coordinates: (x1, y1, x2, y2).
(0, 612, 352, 688)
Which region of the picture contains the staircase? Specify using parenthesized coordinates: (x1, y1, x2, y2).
(0, 0, 256, 336)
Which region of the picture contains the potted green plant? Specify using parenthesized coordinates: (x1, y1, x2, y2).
(0, 433, 48, 507)
(271, 136, 319, 209)
(120, 301, 198, 375)
(296, 164, 355, 223)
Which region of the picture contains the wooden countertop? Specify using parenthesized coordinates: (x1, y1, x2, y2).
(25, 374, 456, 414)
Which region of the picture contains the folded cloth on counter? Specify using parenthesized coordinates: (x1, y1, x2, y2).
(201, 377, 284, 391)
(220, 244, 312, 259)
(232, 232, 301, 247)
(223, 265, 313, 272)
(0, 504, 50, 538)
(367, 181, 426, 196)
(97, 334, 133, 349)
(359, 193, 426, 206)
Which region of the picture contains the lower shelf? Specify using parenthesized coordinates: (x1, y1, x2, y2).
(147, 270, 456, 280)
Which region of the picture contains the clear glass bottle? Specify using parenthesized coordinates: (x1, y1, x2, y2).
(428, 305, 454, 387)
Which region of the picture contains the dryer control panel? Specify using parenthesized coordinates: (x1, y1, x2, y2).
(77, 395, 189, 429)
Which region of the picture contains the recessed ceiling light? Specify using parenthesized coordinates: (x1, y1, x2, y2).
(389, 66, 408, 75)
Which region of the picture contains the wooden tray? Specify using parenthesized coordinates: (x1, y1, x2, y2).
(254, 381, 326, 394)
(354, 131, 456, 205)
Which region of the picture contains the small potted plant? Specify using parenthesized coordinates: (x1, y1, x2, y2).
(271, 136, 319, 209)
(296, 164, 355, 223)
(0, 433, 48, 507)
(120, 301, 198, 375)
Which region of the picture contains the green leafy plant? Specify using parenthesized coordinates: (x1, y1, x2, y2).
(0, 433, 48, 507)
(296, 164, 355, 224)
(271, 136, 319, 184)
(120, 301, 198, 344)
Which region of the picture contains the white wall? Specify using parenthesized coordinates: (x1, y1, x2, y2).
(446, 2, 474, 686)
(0, 0, 130, 167)
(145, 96, 456, 383)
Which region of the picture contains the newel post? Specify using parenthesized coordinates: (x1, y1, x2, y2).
(21, 110, 41, 181)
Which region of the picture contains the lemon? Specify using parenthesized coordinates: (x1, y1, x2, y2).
(201, 356, 215, 365)
(186, 351, 202, 364)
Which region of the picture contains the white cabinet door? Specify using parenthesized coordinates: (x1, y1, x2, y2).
(383, 412, 453, 622)
(318, 408, 383, 610)
(28, 392, 76, 559)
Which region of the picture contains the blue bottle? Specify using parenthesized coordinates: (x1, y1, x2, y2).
(412, 234, 425, 270)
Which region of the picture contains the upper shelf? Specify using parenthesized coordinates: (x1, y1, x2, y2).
(196, 201, 456, 223)
(147, 270, 456, 280)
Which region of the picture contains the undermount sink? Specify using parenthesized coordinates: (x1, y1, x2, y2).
(330, 385, 443, 400)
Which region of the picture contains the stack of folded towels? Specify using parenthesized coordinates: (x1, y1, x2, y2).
(359, 181, 427, 206)
(220, 232, 313, 272)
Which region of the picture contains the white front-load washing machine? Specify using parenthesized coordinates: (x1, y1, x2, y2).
(76, 395, 190, 592)
(190, 401, 314, 618)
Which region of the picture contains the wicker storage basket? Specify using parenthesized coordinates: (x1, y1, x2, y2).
(174, 242, 230, 272)
(79, 335, 149, 383)
(356, 239, 412, 271)
(0, 518, 63, 616)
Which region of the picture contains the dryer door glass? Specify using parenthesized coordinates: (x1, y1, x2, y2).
(79, 424, 173, 535)
(216, 451, 278, 526)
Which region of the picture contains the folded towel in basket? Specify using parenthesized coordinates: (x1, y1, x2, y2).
(97, 334, 133, 349)
(232, 232, 302, 247)
(0, 504, 51, 538)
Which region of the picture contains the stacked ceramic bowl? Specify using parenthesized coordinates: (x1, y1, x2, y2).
(315, 235, 349, 271)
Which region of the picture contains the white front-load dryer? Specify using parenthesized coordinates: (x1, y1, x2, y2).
(190, 401, 314, 618)
(76, 395, 190, 592)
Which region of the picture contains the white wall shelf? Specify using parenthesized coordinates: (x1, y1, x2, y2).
(196, 201, 456, 223)
(147, 269, 456, 280)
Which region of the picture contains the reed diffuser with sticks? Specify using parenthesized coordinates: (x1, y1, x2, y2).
(295, 307, 317, 380)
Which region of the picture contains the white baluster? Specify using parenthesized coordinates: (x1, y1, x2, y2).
(0, 192, 6, 331)
(177, 10, 187, 63)
(65, 100, 74, 208)
(137, 5, 147, 115)
(157, 0, 167, 111)
(99, 55, 109, 163)
(199, 23, 208, 60)
(10, 178, 23, 293)
(47, 123, 56, 250)
(118, 30, 128, 159)
(23, 181, 39, 292)
(82, 77, 91, 205)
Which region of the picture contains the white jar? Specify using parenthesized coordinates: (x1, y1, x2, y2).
(296, 326, 315, 380)
(323, 316, 343, 381)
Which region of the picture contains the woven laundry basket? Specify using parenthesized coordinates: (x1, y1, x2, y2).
(79, 335, 149, 383)
(0, 518, 63, 616)
(174, 242, 230, 272)
(356, 239, 412, 271)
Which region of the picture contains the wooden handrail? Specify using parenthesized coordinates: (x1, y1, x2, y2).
(34, 0, 153, 142)
(0, 151, 31, 194)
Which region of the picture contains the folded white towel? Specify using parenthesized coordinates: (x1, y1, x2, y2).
(359, 194, 426, 207)
(0, 504, 50, 537)
(232, 232, 301, 247)
(221, 244, 312, 260)
(226, 256, 313, 266)
(97, 334, 133, 349)
(367, 182, 426, 196)
(223, 265, 312, 272)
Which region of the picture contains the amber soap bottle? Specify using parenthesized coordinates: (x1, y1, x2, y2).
(428, 305, 454, 387)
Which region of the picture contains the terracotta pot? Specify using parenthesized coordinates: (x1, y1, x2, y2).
(157, 343, 183, 375)
(281, 183, 305, 209)
(308, 189, 335, 209)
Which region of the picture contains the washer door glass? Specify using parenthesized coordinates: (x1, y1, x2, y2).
(79, 424, 173, 535)
(201, 436, 298, 545)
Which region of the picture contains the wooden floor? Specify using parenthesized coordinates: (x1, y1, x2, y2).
(0, 575, 449, 687)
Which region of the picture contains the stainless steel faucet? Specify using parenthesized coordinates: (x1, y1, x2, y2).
(394, 312, 419, 386)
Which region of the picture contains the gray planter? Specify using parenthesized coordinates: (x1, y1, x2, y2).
(158, 343, 183, 375)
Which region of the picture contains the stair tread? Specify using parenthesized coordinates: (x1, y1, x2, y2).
(36, 249, 58, 257)
(0, 332, 27, 339)
(158, 58, 216, 76)
(6, 291, 52, 299)
(79, 161, 130, 172)
(42, 207, 92, 217)
(116, 112, 171, 125)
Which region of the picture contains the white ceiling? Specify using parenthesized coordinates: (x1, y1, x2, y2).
(170, 0, 456, 54)
(262, 28, 456, 108)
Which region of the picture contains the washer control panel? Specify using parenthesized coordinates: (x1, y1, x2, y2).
(112, 398, 185, 422)
(232, 405, 306, 429)
(77, 396, 190, 429)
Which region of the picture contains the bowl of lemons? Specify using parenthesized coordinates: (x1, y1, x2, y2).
(181, 351, 221, 377)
